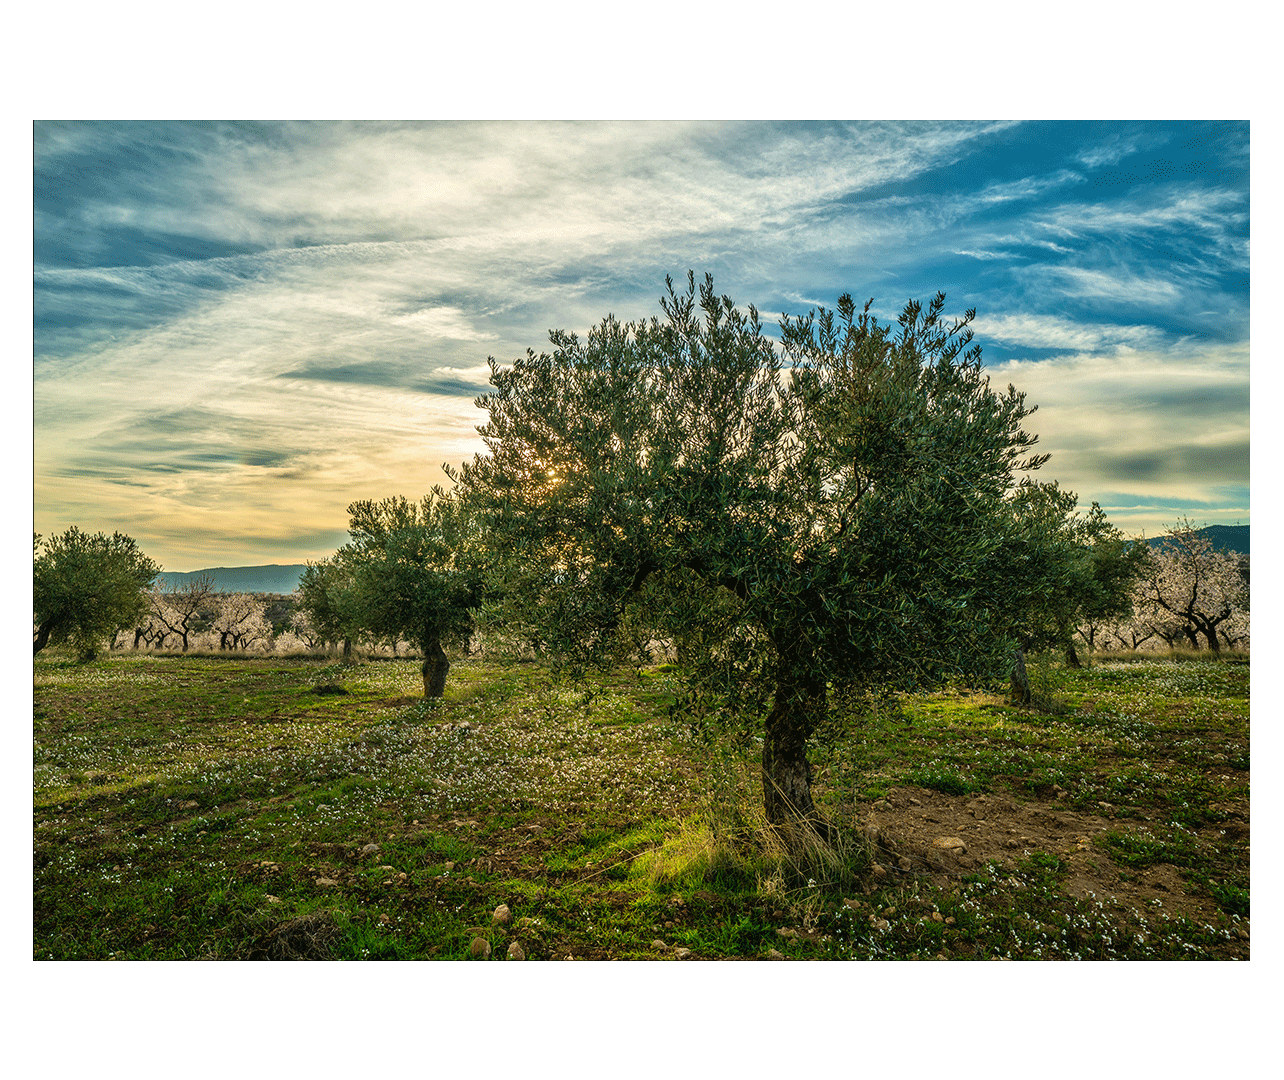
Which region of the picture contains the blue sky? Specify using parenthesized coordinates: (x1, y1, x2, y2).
(33, 120, 1249, 571)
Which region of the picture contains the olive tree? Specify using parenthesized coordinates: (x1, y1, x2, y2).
(461, 273, 1068, 839)
(34, 527, 160, 659)
(306, 492, 482, 696)
(297, 555, 361, 658)
(996, 482, 1147, 700)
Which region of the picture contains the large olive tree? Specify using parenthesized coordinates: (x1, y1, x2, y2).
(461, 273, 1065, 838)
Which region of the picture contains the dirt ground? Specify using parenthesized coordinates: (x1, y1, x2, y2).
(860, 785, 1247, 929)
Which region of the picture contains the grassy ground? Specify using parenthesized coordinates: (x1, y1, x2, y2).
(33, 650, 1248, 960)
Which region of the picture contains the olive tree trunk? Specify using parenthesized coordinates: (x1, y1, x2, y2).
(422, 637, 450, 698)
(762, 666, 833, 843)
(1009, 645, 1031, 705)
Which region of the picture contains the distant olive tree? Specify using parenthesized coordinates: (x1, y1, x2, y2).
(993, 482, 1146, 701)
(34, 528, 160, 660)
(304, 491, 483, 696)
(297, 556, 362, 658)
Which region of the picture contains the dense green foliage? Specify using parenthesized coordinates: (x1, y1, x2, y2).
(299, 493, 482, 696)
(33, 527, 160, 660)
(460, 274, 1101, 832)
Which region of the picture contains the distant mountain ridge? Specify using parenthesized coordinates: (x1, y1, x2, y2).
(1144, 524, 1249, 555)
(156, 564, 307, 595)
(155, 524, 1248, 594)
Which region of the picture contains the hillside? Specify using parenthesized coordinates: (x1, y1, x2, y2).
(156, 564, 307, 595)
(152, 524, 1250, 596)
(1145, 524, 1249, 555)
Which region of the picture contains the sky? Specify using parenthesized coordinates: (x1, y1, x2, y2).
(33, 120, 1250, 572)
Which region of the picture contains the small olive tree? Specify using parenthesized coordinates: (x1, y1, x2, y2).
(461, 273, 1074, 839)
(306, 492, 483, 696)
(34, 528, 160, 660)
(297, 556, 361, 658)
(996, 482, 1147, 702)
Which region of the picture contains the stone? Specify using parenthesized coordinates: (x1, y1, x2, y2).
(651, 939, 667, 950)
(507, 941, 525, 960)
(361, 843, 380, 855)
(871, 862, 887, 878)
(673, 948, 692, 959)
(766, 948, 785, 960)
(898, 857, 913, 871)
(315, 877, 338, 887)
(493, 904, 511, 925)
(934, 837, 966, 853)
(470, 936, 491, 959)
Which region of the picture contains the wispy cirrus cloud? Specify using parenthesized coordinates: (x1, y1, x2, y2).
(972, 313, 1169, 353)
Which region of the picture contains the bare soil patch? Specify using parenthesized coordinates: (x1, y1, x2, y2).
(863, 784, 1242, 926)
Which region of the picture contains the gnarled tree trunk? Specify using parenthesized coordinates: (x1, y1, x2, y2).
(1009, 645, 1031, 705)
(422, 637, 450, 698)
(762, 664, 832, 843)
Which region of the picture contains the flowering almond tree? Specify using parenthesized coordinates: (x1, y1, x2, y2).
(147, 575, 218, 652)
(212, 593, 273, 651)
(1134, 524, 1247, 652)
(460, 273, 1077, 840)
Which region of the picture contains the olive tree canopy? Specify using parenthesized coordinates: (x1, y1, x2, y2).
(301, 492, 482, 696)
(460, 273, 1073, 838)
(34, 527, 160, 660)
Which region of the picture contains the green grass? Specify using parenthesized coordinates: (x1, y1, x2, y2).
(33, 649, 1248, 960)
